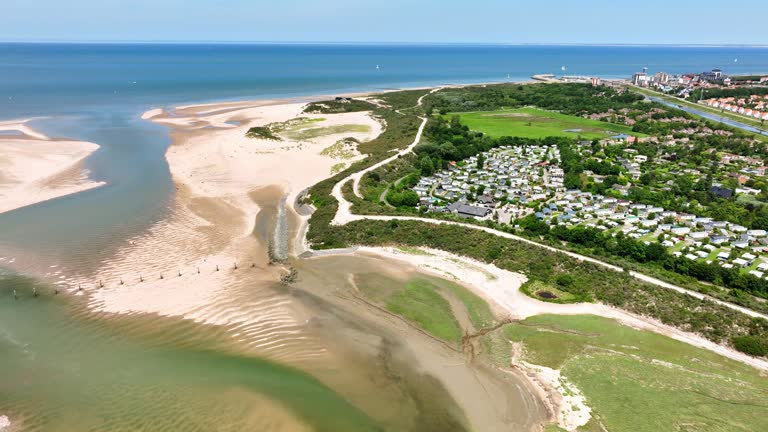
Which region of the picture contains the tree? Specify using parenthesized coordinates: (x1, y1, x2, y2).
(477, 153, 485, 169)
(419, 155, 435, 176)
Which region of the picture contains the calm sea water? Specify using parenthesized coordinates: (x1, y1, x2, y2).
(1, 43, 767, 265)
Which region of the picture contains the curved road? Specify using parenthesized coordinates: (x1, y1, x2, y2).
(348, 88, 442, 199)
(325, 89, 768, 321)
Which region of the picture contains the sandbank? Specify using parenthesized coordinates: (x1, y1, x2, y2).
(0, 119, 105, 214)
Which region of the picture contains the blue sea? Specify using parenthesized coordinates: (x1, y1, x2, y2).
(1, 43, 767, 266)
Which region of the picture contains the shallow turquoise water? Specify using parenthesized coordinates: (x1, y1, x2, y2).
(0, 276, 383, 432)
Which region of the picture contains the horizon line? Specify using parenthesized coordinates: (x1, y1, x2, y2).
(2, 40, 768, 48)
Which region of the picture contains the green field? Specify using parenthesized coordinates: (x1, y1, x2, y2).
(446, 107, 641, 140)
(386, 279, 464, 342)
(355, 274, 496, 343)
(501, 315, 768, 432)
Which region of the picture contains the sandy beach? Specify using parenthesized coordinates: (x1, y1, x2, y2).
(55, 96, 553, 431)
(53, 97, 381, 360)
(0, 119, 105, 215)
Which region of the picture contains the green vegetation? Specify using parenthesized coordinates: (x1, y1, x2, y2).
(520, 280, 578, 303)
(502, 315, 768, 432)
(246, 116, 371, 142)
(320, 219, 768, 349)
(320, 138, 360, 159)
(304, 86, 768, 357)
(387, 278, 463, 342)
(424, 82, 645, 116)
(304, 99, 377, 114)
(430, 278, 496, 329)
(730, 75, 768, 83)
(246, 117, 323, 140)
(377, 89, 432, 111)
(330, 162, 346, 174)
(731, 335, 768, 356)
(354, 273, 494, 343)
(245, 126, 282, 140)
(283, 124, 371, 141)
(446, 107, 639, 140)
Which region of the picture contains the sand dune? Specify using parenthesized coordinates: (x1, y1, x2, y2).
(0, 119, 105, 215)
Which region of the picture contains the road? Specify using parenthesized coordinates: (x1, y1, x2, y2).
(648, 96, 767, 136)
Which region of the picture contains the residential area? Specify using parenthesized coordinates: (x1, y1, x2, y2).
(413, 145, 563, 222)
(412, 139, 768, 278)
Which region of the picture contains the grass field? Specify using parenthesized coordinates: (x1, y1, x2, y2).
(427, 277, 496, 329)
(446, 107, 641, 140)
(386, 279, 463, 342)
(502, 315, 768, 432)
(355, 274, 495, 343)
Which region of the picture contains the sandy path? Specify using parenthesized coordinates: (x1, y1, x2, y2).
(0, 119, 105, 214)
(348, 88, 441, 198)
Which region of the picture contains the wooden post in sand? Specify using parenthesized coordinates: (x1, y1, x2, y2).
(120, 278, 124, 285)
(216, 265, 219, 272)
(160, 273, 164, 280)
(99, 280, 103, 288)
(234, 262, 238, 270)
(197, 267, 200, 274)
(178, 269, 182, 277)
(139, 275, 144, 283)
(251, 262, 255, 268)
(78, 284, 82, 292)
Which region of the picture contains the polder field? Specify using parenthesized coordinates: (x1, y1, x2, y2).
(445, 107, 642, 140)
(495, 315, 768, 432)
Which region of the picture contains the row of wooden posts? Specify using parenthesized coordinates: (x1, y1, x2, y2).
(10, 261, 259, 299)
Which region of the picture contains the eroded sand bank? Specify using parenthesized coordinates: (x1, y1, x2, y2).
(0, 119, 105, 214)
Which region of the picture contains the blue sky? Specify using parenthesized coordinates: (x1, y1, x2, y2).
(3, 0, 767, 45)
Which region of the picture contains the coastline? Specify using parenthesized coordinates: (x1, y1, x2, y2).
(66, 93, 551, 431)
(0, 119, 105, 215)
(13, 81, 765, 431)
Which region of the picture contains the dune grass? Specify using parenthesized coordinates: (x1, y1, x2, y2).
(446, 107, 640, 140)
(502, 314, 768, 432)
(284, 124, 371, 141)
(320, 138, 359, 160)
